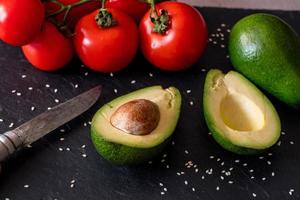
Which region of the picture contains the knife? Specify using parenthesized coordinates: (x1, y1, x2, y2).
(0, 85, 102, 162)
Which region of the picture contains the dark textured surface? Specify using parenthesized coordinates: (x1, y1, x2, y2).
(0, 7, 300, 200)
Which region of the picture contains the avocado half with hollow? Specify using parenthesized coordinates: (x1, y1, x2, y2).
(91, 86, 181, 165)
(203, 69, 281, 154)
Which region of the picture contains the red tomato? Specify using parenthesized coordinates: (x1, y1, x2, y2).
(74, 9, 138, 73)
(140, 2, 208, 71)
(22, 22, 74, 71)
(0, 0, 45, 46)
(44, 0, 100, 29)
(106, 0, 149, 22)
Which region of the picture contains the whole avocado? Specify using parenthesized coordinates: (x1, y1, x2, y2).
(229, 13, 300, 108)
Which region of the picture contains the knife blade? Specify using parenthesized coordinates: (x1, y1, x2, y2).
(0, 85, 102, 162)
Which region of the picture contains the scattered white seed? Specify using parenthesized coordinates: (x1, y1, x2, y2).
(148, 161, 152, 164)
(251, 176, 255, 179)
(252, 193, 257, 197)
(66, 148, 71, 151)
(74, 84, 79, 88)
(221, 23, 226, 27)
(259, 156, 264, 160)
(110, 73, 114, 77)
(82, 154, 87, 158)
(114, 89, 118, 94)
(54, 89, 58, 93)
(184, 180, 188, 185)
(84, 72, 89, 76)
(47, 107, 52, 110)
(31, 106, 35, 111)
(163, 188, 167, 192)
(201, 175, 205, 180)
(28, 87, 33, 91)
(21, 75, 27, 78)
(16, 92, 21, 96)
(221, 44, 226, 48)
(24, 184, 29, 188)
(192, 187, 195, 192)
(11, 90, 16, 93)
(262, 177, 266, 181)
(195, 168, 199, 173)
(60, 129, 65, 133)
(0, 119, 3, 122)
(70, 184, 75, 188)
(60, 138, 65, 141)
(271, 172, 275, 177)
(160, 192, 165, 195)
(81, 145, 86, 149)
(281, 131, 286, 135)
(55, 99, 60, 103)
(184, 150, 189, 154)
(216, 186, 220, 191)
(290, 141, 295, 145)
(186, 90, 191, 94)
(149, 72, 153, 77)
(9, 123, 14, 128)
(228, 181, 233, 184)
(189, 101, 194, 106)
(45, 84, 50, 88)
(58, 148, 63, 152)
(201, 68, 206, 72)
(277, 141, 282, 146)
(130, 80, 136, 84)
(267, 161, 272, 165)
(249, 169, 254, 173)
(235, 160, 240, 163)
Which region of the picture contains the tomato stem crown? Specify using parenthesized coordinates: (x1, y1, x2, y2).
(149, 0, 170, 33)
(95, 8, 118, 28)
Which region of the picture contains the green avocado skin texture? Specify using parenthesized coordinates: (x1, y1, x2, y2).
(229, 13, 300, 108)
(203, 69, 265, 155)
(91, 126, 170, 165)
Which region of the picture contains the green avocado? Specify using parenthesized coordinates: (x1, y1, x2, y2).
(203, 69, 281, 155)
(229, 13, 300, 108)
(91, 86, 181, 165)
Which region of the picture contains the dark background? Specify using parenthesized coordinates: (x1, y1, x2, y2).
(0, 7, 300, 200)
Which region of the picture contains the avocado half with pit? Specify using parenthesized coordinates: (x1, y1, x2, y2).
(203, 69, 281, 154)
(91, 86, 181, 165)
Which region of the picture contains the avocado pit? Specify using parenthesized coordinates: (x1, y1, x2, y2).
(110, 99, 160, 135)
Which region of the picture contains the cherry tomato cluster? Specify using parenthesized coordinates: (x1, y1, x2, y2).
(0, 0, 208, 72)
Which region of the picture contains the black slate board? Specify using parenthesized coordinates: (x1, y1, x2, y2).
(0, 7, 300, 200)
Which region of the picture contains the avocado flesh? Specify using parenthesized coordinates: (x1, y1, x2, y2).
(203, 69, 281, 154)
(91, 86, 181, 164)
(229, 13, 300, 108)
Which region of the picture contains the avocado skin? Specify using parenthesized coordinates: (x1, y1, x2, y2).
(203, 69, 266, 155)
(91, 125, 171, 165)
(229, 13, 300, 108)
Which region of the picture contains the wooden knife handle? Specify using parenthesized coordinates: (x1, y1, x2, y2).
(0, 131, 23, 162)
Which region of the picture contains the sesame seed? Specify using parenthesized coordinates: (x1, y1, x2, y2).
(160, 192, 165, 195)
(228, 181, 233, 184)
(28, 87, 33, 91)
(249, 169, 254, 173)
(163, 188, 167, 192)
(221, 23, 226, 27)
(267, 161, 272, 165)
(47, 107, 52, 110)
(159, 183, 163, 186)
(277, 141, 281, 146)
(235, 159, 240, 163)
(70, 184, 75, 188)
(209, 155, 215, 159)
(220, 176, 224, 180)
(82, 154, 87, 158)
(60, 129, 65, 133)
(149, 72, 153, 77)
(252, 193, 257, 197)
(110, 72, 114, 77)
(24, 184, 29, 188)
(217, 28, 221, 32)
(259, 156, 264, 160)
(281, 131, 286, 135)
(81, 145, 86, 149)
(189, 101, 194, 106)
(74, 84, 79, 88)
(0, 119, 3, 122)
(21, 75, 27, 78)
(271, 172, 275, 176)
(16, 92, 22, 96)
(70, 180, 76, 184)
(31, 106, 35, 111)
(9, 123, 14, 128)
(58, 148, 63, 151)
(60, 138, 65, 141)
(201, 176, 205, 179)
(184, 180, 188, 185)
(55, 99, 60, 103)
(84, 72, 89, 76)
(114, 89, 118, 94)
(148, 161, 153, 164)
(221, 44, 226, 48)
(54, 89, 58, 93)
(192, 187, 195, 192)
(66, 148, 71, 151)
(11, 90, 16, 93)
(5, 198, 10, 200)
(201, 68, 206, 72)
(45, 84, 50, 88)
(243, 163, 248, 167)
(131, 80, 136, 84)
(251, 176, 255, 179)
(290, 141, 295, 145)
(186, 90, 191, 94)
(195, 168, 199, 173)
(184, 150, 189, 154)
(216, 186, 220, 191)
(262, 177, 266, 181)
